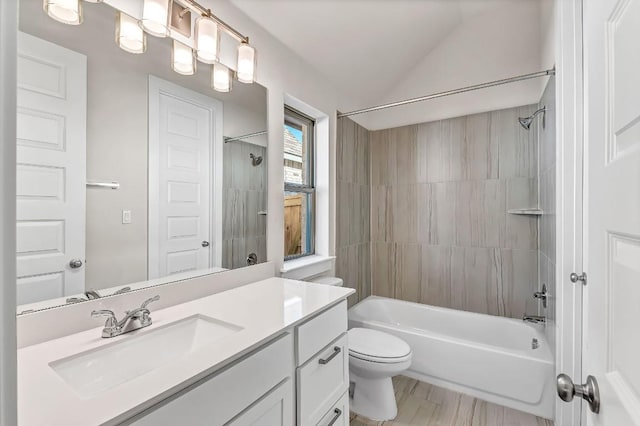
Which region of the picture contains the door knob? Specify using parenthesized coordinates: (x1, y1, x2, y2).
(69, 259, 83, 269)
(201, 241, 210, 247)
(557, 373, 600, 413)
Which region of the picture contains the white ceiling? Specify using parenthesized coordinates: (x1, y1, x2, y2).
(231, 0, 553, 129)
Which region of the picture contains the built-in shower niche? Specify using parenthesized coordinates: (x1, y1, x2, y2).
(222, 140, 267, 269)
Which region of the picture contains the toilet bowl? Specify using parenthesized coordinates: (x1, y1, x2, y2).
(348, 327, 412, 421)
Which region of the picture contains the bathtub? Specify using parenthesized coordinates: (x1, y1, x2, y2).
(348, 296, 554, 419)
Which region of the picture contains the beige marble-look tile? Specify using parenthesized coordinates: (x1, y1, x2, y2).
(465, 112, 498, 180)
(356, 122, 371, 186)
(372, 242, 395, 298)
(420, 245, 452, 308)
(416, 120, 445, 183)
(392, 184, 418, 243)
(505, 177, 538, 250)
(394, 243, 421, 303)
(450, 247, 502, 315)
(454, 180, 506, 248)
(443, 116, 466, 181)
(492, 105, 538, 179)
(392, 125, 418, 185)
(371, 129, 397, 186)
(353, 377, 553, 426)
(500, 248, 538, 318)
(428, 182, 456, 246)
(371, 185, 393, 242)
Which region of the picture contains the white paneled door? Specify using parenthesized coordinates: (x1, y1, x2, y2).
(148, 77, 223, 279)
(16, 32, 86, 306)
(582, 0, 640, 424)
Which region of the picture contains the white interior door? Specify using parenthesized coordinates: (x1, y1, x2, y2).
(583, 0, 640, 424)
(16, 32, 86, 306)
(148, 77, 223, 279)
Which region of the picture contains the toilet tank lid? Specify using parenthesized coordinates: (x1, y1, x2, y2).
(309, 276, 343, 286)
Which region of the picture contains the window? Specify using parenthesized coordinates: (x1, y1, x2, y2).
(284, 106, 315, 259)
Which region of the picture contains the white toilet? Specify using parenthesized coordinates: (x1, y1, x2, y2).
(348, 327, 412, 420)
(306, 276, 413, 421)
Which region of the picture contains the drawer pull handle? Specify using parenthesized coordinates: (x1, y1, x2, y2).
(319, 346, 341, 365)
(327, 408, 342, 426)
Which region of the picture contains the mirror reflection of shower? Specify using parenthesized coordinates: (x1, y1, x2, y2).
(250, 153, 263, 166)
(518, 106, 546, 130)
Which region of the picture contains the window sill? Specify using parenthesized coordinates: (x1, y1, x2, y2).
(280, 255, 335, 280)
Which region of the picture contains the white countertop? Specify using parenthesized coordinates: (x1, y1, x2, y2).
(18, 278, 354, 426)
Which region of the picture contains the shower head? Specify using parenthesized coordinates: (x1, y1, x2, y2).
(250, 153, 263, 166)
(518, 107, 546, 130)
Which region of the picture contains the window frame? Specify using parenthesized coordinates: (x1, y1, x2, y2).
(284, 106, 316, 260)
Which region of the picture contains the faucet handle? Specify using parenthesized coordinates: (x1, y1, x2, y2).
(91, 309, 118, 327)
(141, 295, 160, 309)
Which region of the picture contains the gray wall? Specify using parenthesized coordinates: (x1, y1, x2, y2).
(369, 105, 540, 318)
(538, 77, 556, 347)
(336, 117, 371, 306)
(222, 141, 267, 269)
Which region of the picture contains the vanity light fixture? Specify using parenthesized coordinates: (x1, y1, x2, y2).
(236, 41, 256, 84)
(116, 12, 147, 54)
(43, 0, 83, 25)
(195, 15, 220, 64)
(172, 40, 196, 75)
(212, 63, 232, 92)
(140, 0, 171, 37)
(41, 0, 258, 92)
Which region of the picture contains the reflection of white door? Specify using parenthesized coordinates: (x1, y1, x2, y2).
(16, 32, 86, 305)
(582, 0, 640, 424)
(148, 77, 223, 279)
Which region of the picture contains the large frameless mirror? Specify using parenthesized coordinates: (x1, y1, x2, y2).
(17, 0, 268, 313)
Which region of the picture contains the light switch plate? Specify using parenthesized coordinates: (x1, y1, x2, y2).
(122, 210, 132, 224)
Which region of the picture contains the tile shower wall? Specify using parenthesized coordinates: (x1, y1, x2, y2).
(538, 76, 556, 348)
(336, 116, 371, 305)
(222, 141, 267, 269)
(370, 105, 540, 318)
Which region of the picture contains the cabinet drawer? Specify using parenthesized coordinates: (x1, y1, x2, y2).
(227, 379, 294, 426)
(297, 333, 349, 425)
(316, 391, 349, 426)
(128, 333, 293, 426)
(296, 300, 347, 365)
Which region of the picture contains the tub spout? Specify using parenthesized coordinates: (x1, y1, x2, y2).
(523, 314, 546, 325)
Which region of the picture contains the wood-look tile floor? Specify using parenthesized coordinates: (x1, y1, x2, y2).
(349, 376, 554, 426)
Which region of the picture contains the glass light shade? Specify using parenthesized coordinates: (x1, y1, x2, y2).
(43, 0, 82, 25)
(236, 43, 256, 84)
(116, 12, 147, 54)
(195, 17, 219, 64)
(212, 63, 232, 93)
(172, 40, 196, 75)
(140, 0, 170, 37)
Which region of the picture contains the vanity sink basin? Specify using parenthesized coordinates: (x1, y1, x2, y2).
(50, 314, 243, 398)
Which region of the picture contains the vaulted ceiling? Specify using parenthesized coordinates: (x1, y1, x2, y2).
(231, 0, 554, 129)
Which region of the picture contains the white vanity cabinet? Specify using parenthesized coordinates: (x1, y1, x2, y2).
(296, 300, 349, 425)
(121, 300, 349, 426)
(127, 334, 295, 426)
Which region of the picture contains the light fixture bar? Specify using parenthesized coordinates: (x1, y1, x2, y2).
(177, 0, 249, 43)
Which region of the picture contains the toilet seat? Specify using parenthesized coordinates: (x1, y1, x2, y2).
(348, 328, 412, 364)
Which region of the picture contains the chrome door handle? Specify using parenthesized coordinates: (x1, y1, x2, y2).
(327, 408, 342, 426)
(201, 241, 210, 247)
(69, 259, 83, 269)
(557, 373, 600, 413)
(319, 346, 341, 365)
(570, 272, 587, 285)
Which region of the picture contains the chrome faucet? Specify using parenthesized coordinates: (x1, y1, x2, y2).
(66, 287, 131, 304)
(523, 314, 546, 325)
(91, 295, 160, 338)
